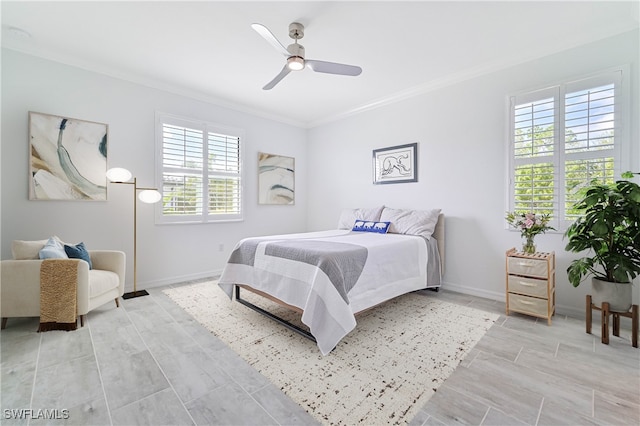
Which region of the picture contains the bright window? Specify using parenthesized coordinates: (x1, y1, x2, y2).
(156, 113, 243, 223)
(508, 69, 626, 231)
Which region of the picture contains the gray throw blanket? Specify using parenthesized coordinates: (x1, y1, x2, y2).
(228, 238, 368, 302)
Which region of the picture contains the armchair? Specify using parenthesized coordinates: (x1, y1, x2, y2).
(1, 247, 125, 329)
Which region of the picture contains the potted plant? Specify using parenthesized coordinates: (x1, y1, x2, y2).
(565, 171, 640, 312)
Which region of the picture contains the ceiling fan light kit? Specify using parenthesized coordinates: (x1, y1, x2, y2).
(252, 21, 362, 90)
(287, 56, 305, 71)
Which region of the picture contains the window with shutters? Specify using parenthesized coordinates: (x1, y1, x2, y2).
(156, 113, 243, 223)
(507, 69, 627, 232)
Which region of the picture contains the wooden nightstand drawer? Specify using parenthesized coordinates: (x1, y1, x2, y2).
(508, 293, 549, 317)
(507, 256, 548, 278)
(507, 275, 549, 298)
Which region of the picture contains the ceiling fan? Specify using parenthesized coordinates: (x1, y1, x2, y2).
(251, 22, 363, 90)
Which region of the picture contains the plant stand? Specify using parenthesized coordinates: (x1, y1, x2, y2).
(586, 295, 638, 348)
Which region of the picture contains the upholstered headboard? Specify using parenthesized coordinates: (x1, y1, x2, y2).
(432, 213, 445, 275)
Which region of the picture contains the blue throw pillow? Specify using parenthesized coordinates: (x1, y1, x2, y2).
(39, 237, 68, 259)
(352, 221, 391, 234)
(64, 242, 92, 269)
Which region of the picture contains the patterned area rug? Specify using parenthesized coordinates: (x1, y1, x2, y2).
(163, 281, 498, 425)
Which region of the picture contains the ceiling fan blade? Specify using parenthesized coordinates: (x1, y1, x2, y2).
(263, 65, 291, 90)
(306, 60, 362, 76)
(251, 23, 289, 57)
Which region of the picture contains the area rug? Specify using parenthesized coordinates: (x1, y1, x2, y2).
(163, 281, 498, 425)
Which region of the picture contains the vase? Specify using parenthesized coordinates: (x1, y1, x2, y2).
(522, 236, 536, 254)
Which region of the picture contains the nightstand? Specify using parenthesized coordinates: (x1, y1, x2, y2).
(506, 248, 555, 325)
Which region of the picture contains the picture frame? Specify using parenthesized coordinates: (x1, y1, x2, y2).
(372, 142, 418, 184)
(258, 152, 295, 205)
(29, 111, 108, 201)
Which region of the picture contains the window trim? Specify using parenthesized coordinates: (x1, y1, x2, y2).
(506, 66, 630, 233)
(154, 111, 244, 224)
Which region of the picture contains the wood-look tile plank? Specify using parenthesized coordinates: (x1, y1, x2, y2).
(517, 342, 640, 403)
(407, 408, 431, 426)
(251, 384, 320, 425)
(29, 397, 111, 426)
(419, 384, 490, 425)
(185, 381, 277, 426)
(148, 340, 231, 404)
(481, 407, 528, 425)
(31, 354, 104, 410)
(98, 350, 170, 411)
(594, 389, 640, 425)
(0, 362, 36, 412)
(37, 327, 94, 369)
(0, 323, 41, 370)
(110, 388, 195, 426)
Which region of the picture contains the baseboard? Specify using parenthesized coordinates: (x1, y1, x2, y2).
(443, 281, 504, 303)
(442, 280, 585, 320)
(131, 269, 223, 292)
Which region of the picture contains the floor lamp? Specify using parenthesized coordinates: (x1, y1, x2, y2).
(106, 167, 162, 299)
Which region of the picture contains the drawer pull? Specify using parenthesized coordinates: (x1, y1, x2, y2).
(517, 262, 534, 267)
(519, 300, 534, 305)
(519, 281, 537, 287)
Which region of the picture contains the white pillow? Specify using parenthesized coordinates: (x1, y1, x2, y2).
(12, 239, 49, 260)
(12, 236, 63, 260)
(39, 237, 69, 259)
(380, 207, 441, 239)
(337, 206, 385, 229)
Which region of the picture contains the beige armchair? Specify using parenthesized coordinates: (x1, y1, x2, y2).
(1, 245, 125, 329)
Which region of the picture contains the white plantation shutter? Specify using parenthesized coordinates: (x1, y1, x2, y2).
(157, 113, 243, 223)
(563, 79, 617, 222)
(162, 124, 205, 217)
(208, 132, 241, 216)
(508, 69, 625, 231)
(511, 90, 558, 219)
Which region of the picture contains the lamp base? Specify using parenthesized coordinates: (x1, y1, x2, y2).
(122, 290, 149, 299)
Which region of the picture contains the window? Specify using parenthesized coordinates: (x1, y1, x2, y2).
(156, 113, 243, 223)
(508, 69, 626, 231)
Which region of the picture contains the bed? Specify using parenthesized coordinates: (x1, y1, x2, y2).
(218, 207, 444, 355)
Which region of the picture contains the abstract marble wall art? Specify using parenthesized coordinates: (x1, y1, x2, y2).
(29, 112, 108, 201)
(258, 152, 294, 205)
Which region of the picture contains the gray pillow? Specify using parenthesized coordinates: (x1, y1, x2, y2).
(380, 207, 441, 239)
(337, 206, 385, 229)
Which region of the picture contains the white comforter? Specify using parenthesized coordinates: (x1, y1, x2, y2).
(218, 230, 437, 355)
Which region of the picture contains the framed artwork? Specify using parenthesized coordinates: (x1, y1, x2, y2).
(29, 111, 108, 200)
(372, 142, 418, 184)
(258, 152, 295, 205)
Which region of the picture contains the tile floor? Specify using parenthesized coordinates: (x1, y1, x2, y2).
(1, 280, 638, 425)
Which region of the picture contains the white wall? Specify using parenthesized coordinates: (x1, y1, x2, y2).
(1, 49, 308, 290)
(3, 29, 638, 317)
(307, 29, 640, 317)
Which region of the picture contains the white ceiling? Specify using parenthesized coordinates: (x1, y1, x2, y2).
(2, 1, 638, 127)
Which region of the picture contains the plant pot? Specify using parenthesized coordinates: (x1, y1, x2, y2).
(591, 277, 633, 312)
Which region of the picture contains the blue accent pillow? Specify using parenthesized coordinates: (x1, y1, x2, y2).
(39, 237, 68, 259)
(352, 221, 391, 234)
(64, 242, 92, 269)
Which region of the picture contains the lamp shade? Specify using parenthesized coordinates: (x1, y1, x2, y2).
(106, 167, 132, 182)
(138, 189, 162, 204)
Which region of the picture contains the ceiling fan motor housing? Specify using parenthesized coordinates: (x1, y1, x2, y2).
(287, 43, 305, 58)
